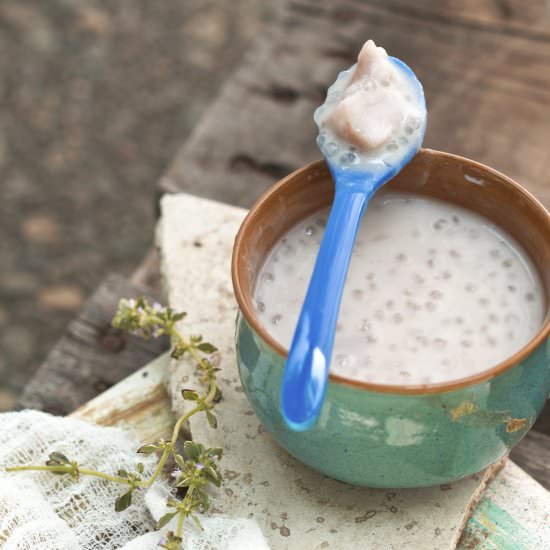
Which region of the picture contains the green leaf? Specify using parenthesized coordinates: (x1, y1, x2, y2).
(49, 452, 70, 464)
(170, 343, 187, 360)
(156, 511, 178, 529)
(172, 312, 187, 322)
(181, 389, 199, 401)
(197, 342, 217, 354)
(115, 490, 133, 512)
(174, 454, 186, 470)
(137, 463, 144, 474)
(166, 497, 180, 508)
(183, 441, 201, 461)
(117, 469, 129, 479)
(207, 447, 223, 460)
(203, 466, 221, 487)
(137, 444, 158, 454)
(190, 335, 203, 343)
(206, 410, 218, 429)
(213, 387, 223, 403)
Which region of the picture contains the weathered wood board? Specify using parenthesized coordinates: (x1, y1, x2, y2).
(157, 192, 550, 549)
(17, 274, 170, 415)
(161, 0, 550, 210)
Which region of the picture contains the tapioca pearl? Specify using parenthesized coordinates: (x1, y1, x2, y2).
(432, 338, 447, 350)
(433, 219, 447, 231)
(271, 314, 282, 325)
(425, 301, 436, 312)
(525, 292, 535, 303)
(507, 285, 516, 293)
(281, 243, 296, 258)
(430, 289, 443, 300)
(324, 142, 339, 157)
(449, 249, 461, 259)
(360, 319, 371, 333)
(415, 335, 428, 346)
(455, 316, 464, 325)
(478, 297, 490, 308)
(386, 141, 399, 152)
(262, 272, 274, 284)
(369, 282, 377, 291)
(366, 272, 376, 281)
(336, 323, 343, 333)
(465, 283, 476, 292)
(385, 300, 395, 310)
(366, 334, 378, 344)
(396, 253, 407, 263)
(502, 259, 513, 268)
(505, 313, 520, 324)
(316, 217, 327, 228)
(334, 354, 350, 368)
(340, 151, 360, 166)
(404, 114, 421, 134)
(490, 249, 500, 259)
(374, 309, 385, 320)
(304, 225, 316, 237)
(403, 288, 413, 297)
(255, 300, 266, 313)
(352, 289, 364, 300)
(406, 300, 421, 311)
(392, 313, 404, 324)
(413, 273, 425, 285)
(452, 215, 460, 224)
(399, 136, 409, 145)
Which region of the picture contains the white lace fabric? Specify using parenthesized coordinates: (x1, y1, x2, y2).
(0, 410, 269, 549)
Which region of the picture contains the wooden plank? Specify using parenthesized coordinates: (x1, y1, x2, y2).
(157, 192, 550, 549)
(17, 274, 169, 415)
(510, 430, 550, 490)
(161, 0, 550, 209)
(71, 352, 174, 443)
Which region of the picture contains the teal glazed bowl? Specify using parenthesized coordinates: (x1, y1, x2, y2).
(231, 149, 550, 488)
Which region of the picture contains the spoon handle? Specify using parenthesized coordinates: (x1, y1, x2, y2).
(281, 187, 370, 431)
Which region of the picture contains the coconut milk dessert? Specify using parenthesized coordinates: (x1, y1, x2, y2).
(254, 191, 545, 385)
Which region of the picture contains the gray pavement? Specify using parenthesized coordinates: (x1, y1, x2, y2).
(0, 0, 270, 408)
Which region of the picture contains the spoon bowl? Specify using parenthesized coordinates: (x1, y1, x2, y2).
(281, 56, 427, 431)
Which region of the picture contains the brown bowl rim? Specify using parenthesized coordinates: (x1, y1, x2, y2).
(231, 148, 550, 395)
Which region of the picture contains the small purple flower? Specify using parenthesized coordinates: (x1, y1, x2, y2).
(126, 299, 136, 308)
(136, 306, 144, 314)
(157, 537, 166, 546)
(153, 302, 163, 312)
(171, 468, 181, 479)
(195, 463, 204, 471)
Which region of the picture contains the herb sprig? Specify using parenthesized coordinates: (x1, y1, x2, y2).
(6, 297, 222, 550)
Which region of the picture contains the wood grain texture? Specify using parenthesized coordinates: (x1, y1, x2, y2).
(510, 430, 550, 490)
(161, 0, 550, 210)
(17, 274, 169, 415)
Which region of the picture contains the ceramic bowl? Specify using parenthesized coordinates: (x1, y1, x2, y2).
(231, 149, 550, 488)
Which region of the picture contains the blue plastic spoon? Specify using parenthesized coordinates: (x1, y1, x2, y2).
(280, 57, 427, 431)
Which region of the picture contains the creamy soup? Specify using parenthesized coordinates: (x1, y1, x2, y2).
(254, 191, 545, 385)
